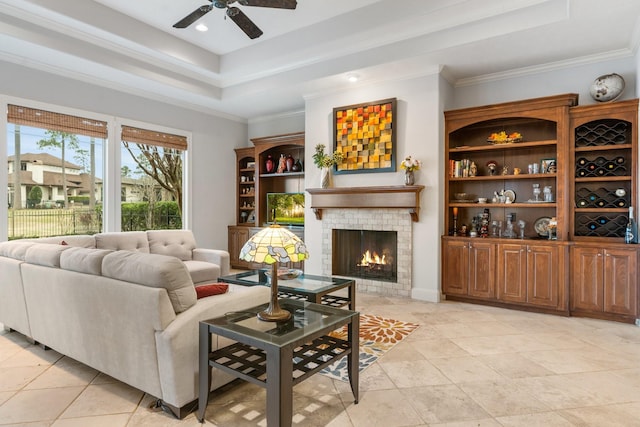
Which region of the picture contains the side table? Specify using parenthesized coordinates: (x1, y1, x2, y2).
(198, 299, 359, 426)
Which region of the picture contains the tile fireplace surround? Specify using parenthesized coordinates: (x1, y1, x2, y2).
(320, 208, 412, 297)
(309, 185, 425, 297)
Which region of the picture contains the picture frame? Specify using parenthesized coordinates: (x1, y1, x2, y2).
(541, 158, 556, 174)
(333, 98, 397, 174)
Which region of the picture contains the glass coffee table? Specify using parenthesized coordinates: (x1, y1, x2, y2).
(220, 270, 356, 310)
(197, 299, 359, 426)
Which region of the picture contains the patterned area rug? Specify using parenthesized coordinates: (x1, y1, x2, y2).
(320, 314, 420, 382)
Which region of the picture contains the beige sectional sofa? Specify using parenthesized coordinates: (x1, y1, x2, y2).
(0, 230, 270, 418)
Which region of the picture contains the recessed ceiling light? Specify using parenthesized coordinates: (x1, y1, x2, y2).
(347, 74, 359, 83)
(195, 23, 208, 32)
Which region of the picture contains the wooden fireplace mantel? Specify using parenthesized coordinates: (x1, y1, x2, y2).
(307, 185, 425, 222)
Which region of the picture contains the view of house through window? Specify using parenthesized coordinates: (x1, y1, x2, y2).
(6, 105, 106, 239)
(120, 126, 185, 231)
(6, 105, 187, 239)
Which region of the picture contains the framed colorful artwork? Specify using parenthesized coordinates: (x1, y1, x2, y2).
(333, 97, 397, 174)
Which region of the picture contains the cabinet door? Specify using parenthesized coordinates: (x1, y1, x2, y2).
(468, 242, 495, 298)
(527, 244, 559, 307)
(228, 227, 250, 269)
(442, 240, 469, 295)
(496, 243, 527, 303)
(571, 247, 603, 311)
(603, 248, 638, 316)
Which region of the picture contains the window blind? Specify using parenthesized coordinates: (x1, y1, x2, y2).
(7, 104, 107, 138)
(121, 126, 187, 150)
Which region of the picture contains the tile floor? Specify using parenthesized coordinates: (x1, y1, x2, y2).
(2, 293, 640, 426)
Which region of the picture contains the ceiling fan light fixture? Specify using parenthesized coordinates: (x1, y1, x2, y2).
(195, 23, 208, 31)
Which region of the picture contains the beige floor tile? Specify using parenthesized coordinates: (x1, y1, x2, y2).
(343, 389, 423, 427)
(51, 413, 131, 427)
(409, 338, 470, 359)
(429, 419, 502, 427)
(477, 353, 554, 379)
(59, 381, 144, 418)
(0, 386, 85, 424)
(514, 371, 640, 410)
(459, 379, 551, 417)
(522, 345, 638, 374)
(0, 345, 63, 368)
(428, 356, 503, 384)
(0, 365, 48, 392)
(0, 390, 15, 406)
(399, 384, 491, 423)
(495, 411, 576, 426)
(560, 402, 640, 426)
(378, 359, 451, 388)
(333, 363, 396, 393)
(25, 356, 99, 390)
(451, 333, 555, 355)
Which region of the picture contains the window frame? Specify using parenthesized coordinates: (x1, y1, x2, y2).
(1, 97, 192, 241)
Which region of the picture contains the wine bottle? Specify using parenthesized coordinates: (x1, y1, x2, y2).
(625, 206, 638, 244)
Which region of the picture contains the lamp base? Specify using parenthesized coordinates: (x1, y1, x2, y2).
(257, 262, 292, 322)
(257, 305, 291, 322)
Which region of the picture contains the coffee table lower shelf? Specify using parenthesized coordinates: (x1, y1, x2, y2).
(209, 335, 351, 386)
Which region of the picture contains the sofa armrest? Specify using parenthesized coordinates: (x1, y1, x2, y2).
(192, 248, 230, 277)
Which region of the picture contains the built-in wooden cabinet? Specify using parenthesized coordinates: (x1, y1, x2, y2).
(496, 242, 567, 310)
(229, 132, 305, 270)
(570, 244, 638, 322)
(442, 238, 495, 298)
(442, 95, 639, 323)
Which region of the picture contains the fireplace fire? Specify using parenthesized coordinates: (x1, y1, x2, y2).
(332, 229, 397, 282)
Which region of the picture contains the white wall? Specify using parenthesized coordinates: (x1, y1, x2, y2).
(452, 56, 637, 109)
(248, 111, 305, 140)
(0, 61, 247, 250)
(304, 72, 443, 302)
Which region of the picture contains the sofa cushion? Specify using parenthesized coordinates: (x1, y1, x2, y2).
(146, 230, 196, 261)
(183, 260, 221, 285)
(60, 247, 113, 276)
(29, 235, 97, 248)
(101, 251, 196, 313)
(195, 283, 228, 299)
(95, 231, 150, 253)
(24, 243, 70, 267)
(0, 241, 35, 261)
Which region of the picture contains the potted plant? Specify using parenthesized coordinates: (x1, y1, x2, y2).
(313, 144, 344, 188)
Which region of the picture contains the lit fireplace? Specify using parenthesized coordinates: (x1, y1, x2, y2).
(332, 229, 397, 282)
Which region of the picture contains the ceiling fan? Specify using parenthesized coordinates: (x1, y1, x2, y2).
(173, 0, 297, 40)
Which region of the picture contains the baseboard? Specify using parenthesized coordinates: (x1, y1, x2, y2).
(410, 288, 440, 303)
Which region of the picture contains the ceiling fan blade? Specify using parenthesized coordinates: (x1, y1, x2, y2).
(238, 0, 297, 9)
(173, 5, 213, 28)
(227, 7, 263, 39)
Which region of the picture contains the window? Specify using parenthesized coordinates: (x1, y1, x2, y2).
(6, 105, 105, 239)
(120, 126, 186, 231)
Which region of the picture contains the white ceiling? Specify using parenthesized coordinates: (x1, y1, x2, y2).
(0, 0, 639, 121)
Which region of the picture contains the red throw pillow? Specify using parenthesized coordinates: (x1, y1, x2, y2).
(195, 283, 228, 299)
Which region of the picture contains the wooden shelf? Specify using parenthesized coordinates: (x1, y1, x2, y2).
(449, 173, 555, 181)
(308, 185, 425, 222)
(450, 139, 557, 153)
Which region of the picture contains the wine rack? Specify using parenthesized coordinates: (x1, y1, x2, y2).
(569, 99, 638, 242)
(575, 155, 627, 177)
(575, 186, 629, 209)
(574, 119, 629, 147)
(574, 213, 628, 238)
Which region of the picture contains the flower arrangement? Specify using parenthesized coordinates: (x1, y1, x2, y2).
(400, 156, 421, 172)
(313, 144, 344, 168)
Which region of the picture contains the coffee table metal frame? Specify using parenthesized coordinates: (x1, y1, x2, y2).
(197, 299, 359, 427)
(219, 270, 356, 310)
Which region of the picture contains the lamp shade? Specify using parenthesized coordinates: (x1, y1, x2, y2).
(239, 224, 308, 264)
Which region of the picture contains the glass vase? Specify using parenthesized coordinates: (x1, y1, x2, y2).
(404, 170, 415, 185)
